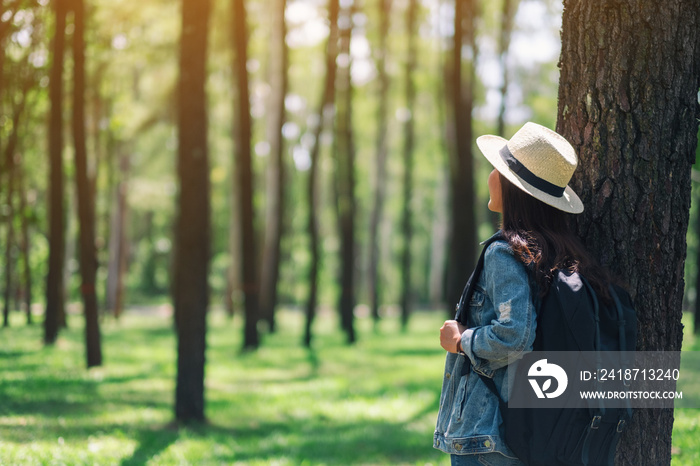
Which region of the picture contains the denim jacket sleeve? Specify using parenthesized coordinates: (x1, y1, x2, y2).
(460, 241, 536, 376)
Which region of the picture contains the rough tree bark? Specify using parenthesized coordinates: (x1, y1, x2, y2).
(400, 0, 417, 330)
(44, 0, 68, 344)
(557, 1, 700, 464)
(304, 0, 340, 348)
(174, 0, 211, 422)
(445, 0, 478, 312)
(72, 0, 102, 367)
(259, 0, 288, 333)
(232, 0, 259, 350)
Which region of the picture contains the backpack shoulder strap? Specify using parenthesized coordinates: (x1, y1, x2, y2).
(454, 232, 505, 325)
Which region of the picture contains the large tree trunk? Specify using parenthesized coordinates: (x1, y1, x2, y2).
(259, 0, 288, 333)
(232, 0, 259, 351)
(72, 0, 102, 368)
(174, 0, 211, 423)
(304, 0, 340, 348)
(367, 0, 392, 326)
(44, 0, 68, 344)
(557, 1, 700, 464)
(399, 0, 417, 330)
(334, 2, 356, 344)
(445, 0, 478, 312)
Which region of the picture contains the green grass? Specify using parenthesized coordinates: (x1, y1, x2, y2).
(1, 308, 698, 465)
(671, 313, 700, 466)
(0, 309, 451, 465)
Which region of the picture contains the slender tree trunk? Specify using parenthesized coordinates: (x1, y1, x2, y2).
(101, 98, 116, 314)
(445, 0, 478, 312)
(174, 0, 211, 423)
(367, 0, 392, 326)
(557, 1, 700, 464)
(0, 1, 9, 103)
(334, 2, 356, 344)
(3, 158, 15, 327)
(1, 74, 30, 327)
(18, 162, 32, 324)
(112, 195, 128, 319)
(491, 0, 517, 231)
(60, 189, 73, 328)
(430, 39, 450, 311)
(225, 186, 240, 318)
(105, 152, 129, 318)
(44, 0, 68, 344)
(304, 0, 340, 347)
(259, 0, 288, 333)
(141, 211, 158, 294)
(399, 0, 417, 330)
(90, 64, 106, 214)
(429, 169, 449, 309)
(496, 0, 517, 138)
(91, 67, 110, 310)
(232, 0, 259, 350)
(72, 0, 102, 367)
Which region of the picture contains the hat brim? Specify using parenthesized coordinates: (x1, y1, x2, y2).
(476, 134, 584, 214)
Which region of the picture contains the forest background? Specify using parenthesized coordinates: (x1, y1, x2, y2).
(1, 0, 700, 464)
(0, 0, 569, 333)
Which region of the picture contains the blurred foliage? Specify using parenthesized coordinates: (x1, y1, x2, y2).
(0, 0, 697, 321)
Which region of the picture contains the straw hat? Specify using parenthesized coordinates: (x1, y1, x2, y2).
(476, 122, 584, 214)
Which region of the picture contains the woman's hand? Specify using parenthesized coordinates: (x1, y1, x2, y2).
(440, 320, 467, 353)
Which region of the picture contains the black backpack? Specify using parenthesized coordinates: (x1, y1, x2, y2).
(455, 234, 638, 466)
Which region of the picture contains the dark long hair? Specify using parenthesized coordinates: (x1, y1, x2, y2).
(498, 172, 612, 300)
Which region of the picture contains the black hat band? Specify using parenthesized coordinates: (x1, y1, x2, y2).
(499, 145, 566, 198)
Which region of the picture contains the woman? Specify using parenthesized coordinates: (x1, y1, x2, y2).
(434, 122, 610, 466)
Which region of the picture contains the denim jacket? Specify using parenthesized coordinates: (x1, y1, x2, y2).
(434, 233, 536, 457)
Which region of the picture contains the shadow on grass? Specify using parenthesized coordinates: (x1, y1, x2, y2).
(382, 347, 446, 358)
(182, 415, 443, 464)
(196, 384, 442, 464)
(0, 350, 31, 358)
(0, 371, 173, 443)
(120, 425, 180, 466)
